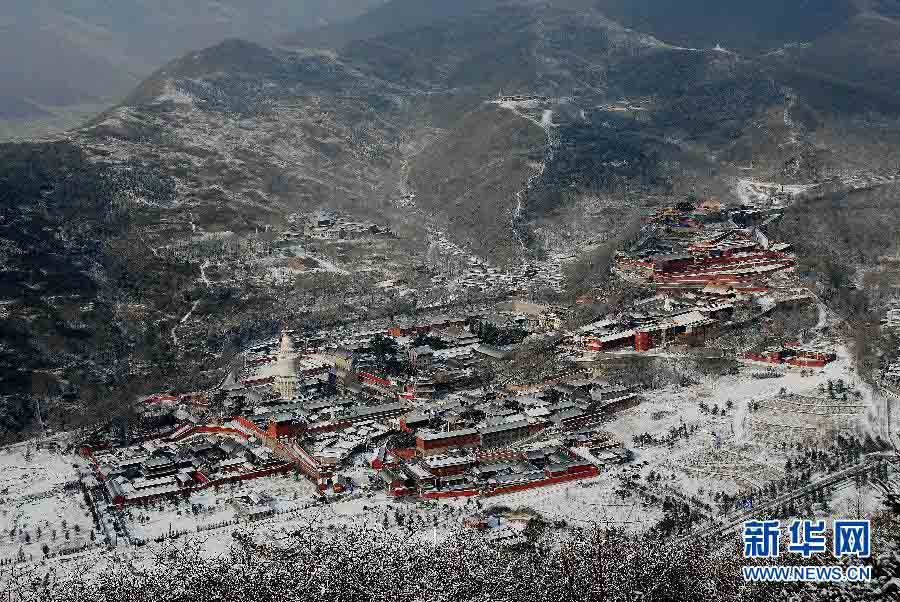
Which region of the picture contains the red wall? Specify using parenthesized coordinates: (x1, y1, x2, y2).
(235, 416, 268, 438)
(421, 489, 479, 499)
(416, 433, 481, 453)
(482, 467, 599, 497)
(635, 331, 652, 352)
(172, 424, 251, 442)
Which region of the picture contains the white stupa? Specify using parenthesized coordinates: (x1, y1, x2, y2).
(273, 330, 298, 400)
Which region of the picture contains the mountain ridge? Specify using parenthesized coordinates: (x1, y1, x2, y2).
(0, 0, 387, 137)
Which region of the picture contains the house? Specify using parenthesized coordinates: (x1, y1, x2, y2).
(105, 478, 127, 506)
(744, 343, 837, 368)
(216, 455, 247, 472)
(402, 463, 437, 489)
(333, 475, 350, 493)
(370, 446, 389, 470)
(141, 457, 176, 479)
(409, 346, 434, 373)
(266, 411, 307, 438)
(653, 254, 695, 275)
(784, 345, 837, 367)
(345, 401, 409, 424)
(400, 411, 430, 432)
(379, 468, 412, 496)
(696, 198, 722, 213)
(332, 347, 357, 378)
(218, 438, 247, 457)
(477, 419, 535, 449)
(247, 447, 278, 467)
(463, 515, 489, 530)
(422, 454, 474, 477)
(416, 428, 481, 456)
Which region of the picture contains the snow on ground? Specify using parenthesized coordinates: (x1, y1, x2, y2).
(596, 348, 871, 511)
(603, 384, 752, 499)
(469, 473, 662, 532)
(734, 178, 817, 208)
(734, 173, 899, 209)
(826, 477, 887, 521)
(0, 443, 97, 563)
(491, 98, 543, 112)
(124, 491, 238, 542)
(541, 110, 553, 128)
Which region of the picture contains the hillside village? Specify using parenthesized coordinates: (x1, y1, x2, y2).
(2, 190, 895, 569)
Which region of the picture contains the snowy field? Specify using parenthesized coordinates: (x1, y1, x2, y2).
(596, 347, 875, 514)
(0, 442, 98, 564)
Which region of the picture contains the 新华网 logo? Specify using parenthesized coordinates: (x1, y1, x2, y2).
(741, 519, 872, 583)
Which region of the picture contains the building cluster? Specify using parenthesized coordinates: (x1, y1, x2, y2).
(85, 427, 292, 507)
(566, 301, 721, 354)
(558, 203, 823, 358)
(77, 195, 852, 517)
(425, 229, 566, 295)
(566, 282, 815, 357)
(374, 445, 600, 498)
(743, 342, 837, 368)
(286, 209, 391, 241)
(365, 378, 636, 498)
(83, 294, 643, 507)
(401, 379, 637, 453)
(616, 226, 794, 295)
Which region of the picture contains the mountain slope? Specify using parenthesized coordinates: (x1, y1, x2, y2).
(283, 0, 862, 54)
(409, 104, 547, 261)
(5, 0, 900, 442)
(0, 141, 196, 441)
(764, 12, 900, 114)
(77, 40, 412, 238)
(594, 0, 859, 52)
(342, 5, 668, 96)
(280, 0, 490, 50)
(0, 0, 386, 137)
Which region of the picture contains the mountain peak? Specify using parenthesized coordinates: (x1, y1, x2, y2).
(158, 39, 281, 79)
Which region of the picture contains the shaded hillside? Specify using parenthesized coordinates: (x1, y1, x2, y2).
(533, 117, 693, 216)
(342, 5, 664, 97)
(770, 182, 900, 379)
(0, 142, 195, 441)
(287, 0, 900, 121)
(409, 104, 546, 262)
(764, 13, 900, 115)
(282, 0, 491, 49)
(286, 0, 860, 54)
(607, 48, 783, 146)
(595, 0, 858, 52)
(775, 182, 900, 294)
(342, 8, 542, 92)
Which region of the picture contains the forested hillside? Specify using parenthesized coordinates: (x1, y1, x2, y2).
(0, 142, 195, 442)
